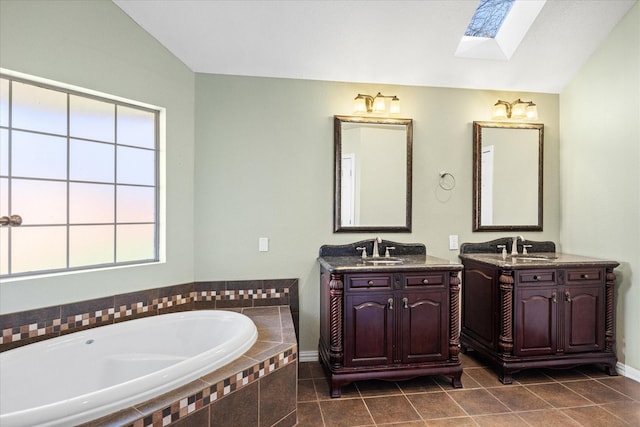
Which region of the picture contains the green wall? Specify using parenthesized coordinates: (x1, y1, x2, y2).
(560, 2, 640, 373)
(193, 74, 560, 353)
(0, 0, 195, 311)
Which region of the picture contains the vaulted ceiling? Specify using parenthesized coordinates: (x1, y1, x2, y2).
(113, 0, 636, 93)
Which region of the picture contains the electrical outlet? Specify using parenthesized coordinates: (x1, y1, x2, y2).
(449, 235, 459, 250)
(258, 237, 269, 252)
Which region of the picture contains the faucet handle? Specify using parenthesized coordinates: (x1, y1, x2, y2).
(523, 244, 532, 255)
(497, 244, 507, 258)
(385, 246, 396, 257)
(356, 246, 367, 258)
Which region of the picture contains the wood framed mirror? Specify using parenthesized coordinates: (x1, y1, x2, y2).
(473, 121, 543, 231)
(334, 115, 412, 232)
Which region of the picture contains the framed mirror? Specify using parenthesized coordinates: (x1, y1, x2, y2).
(334, 115, 412, 232)
(473, 121, 543, 231)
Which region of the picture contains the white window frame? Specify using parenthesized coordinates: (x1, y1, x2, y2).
(0, 69, 166, 280)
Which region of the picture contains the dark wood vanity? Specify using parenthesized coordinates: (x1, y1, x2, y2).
(318, 240, 463, 397)
(459, 238, 619, 384)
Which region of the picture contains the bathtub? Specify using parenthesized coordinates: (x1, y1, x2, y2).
(0, 310, 258, 427)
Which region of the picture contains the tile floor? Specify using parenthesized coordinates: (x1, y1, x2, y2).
(298, 353, 640, 426)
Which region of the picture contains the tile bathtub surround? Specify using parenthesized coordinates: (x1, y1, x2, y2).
(299, 352, 640, 426)
(79, 306, 297, 427)
(0, 278, 298, 351)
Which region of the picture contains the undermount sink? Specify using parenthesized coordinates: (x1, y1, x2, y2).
(508, 254, 558, 262)
(363, 257, 404, 265)
(510, 254, 557, 260)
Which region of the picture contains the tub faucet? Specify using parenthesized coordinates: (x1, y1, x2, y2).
(372, 237, 382, 258)
(511, 235, 525, 255)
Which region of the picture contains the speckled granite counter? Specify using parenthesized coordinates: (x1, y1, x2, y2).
(318, 254, 463, 273)
(459, 252, 619, 269)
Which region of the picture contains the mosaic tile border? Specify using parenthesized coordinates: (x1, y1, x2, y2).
(0, 279, 298, 350)
(127, 348, 297, 427)
(194, 288, 288, 302)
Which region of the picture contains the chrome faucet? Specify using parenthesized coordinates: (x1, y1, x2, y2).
(372, 237, 382, 258)
(511, 235, 525, 255)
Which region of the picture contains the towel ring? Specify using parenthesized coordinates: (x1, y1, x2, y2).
(439, 171, 456, 191)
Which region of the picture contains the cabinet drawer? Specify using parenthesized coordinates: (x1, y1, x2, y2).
(517, 270, 555, 285)
(405, 273, 445, 287)
(348, 274, 393, 290)
(565, 268, 603, 284)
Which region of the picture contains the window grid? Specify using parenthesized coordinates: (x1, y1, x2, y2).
(0, 74, 159, 278)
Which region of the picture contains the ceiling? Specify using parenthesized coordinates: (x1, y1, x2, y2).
(113, 0, 636, 94)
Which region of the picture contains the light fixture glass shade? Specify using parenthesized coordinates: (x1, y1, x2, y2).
(492, 103, 507, 119)
(372, 94, 386, 113)
(353, 96, 367, 113)
(390, 97, 400, 114)
(526, 103, 538, 119)
(511, 102, 526, 119)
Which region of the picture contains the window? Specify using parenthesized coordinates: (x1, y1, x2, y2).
(0, 72, 160, 278)
(455, 0, 546, 60)
(465, 0, 515, 39)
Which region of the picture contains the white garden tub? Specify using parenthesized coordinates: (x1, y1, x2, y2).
(0, 310, 258, 427)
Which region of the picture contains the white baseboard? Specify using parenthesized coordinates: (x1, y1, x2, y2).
(617, 361, 640, 382)
(299, 350, 319, 362)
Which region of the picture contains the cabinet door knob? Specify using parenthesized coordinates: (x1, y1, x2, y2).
(565, 291, 572, 302)
(368, 280, 374, 286)
(533, 275, 539, 281)
(551, 291, 557, 303)
(422, 279, 429, 284)
(581, 274, 589, 279)
(403, 297, 409, 309)
(388, 298, 393, 310)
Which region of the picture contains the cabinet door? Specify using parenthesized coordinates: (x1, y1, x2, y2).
(515, 287, 557, 356)
(400, 290, 448, 363)
(562, 285, 605, 353)
(344, 294, 394, 366)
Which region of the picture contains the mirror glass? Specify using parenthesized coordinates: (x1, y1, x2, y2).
(473, 121, 543, 231)
(334, 115, 412, 232)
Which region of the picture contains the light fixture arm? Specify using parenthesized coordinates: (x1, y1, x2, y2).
(493, 98, 537, 119)
(354, 94, 375, 113)
(353, 92, 401, 114)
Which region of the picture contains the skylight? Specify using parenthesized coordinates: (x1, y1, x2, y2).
(465, 0, 515, 39)
(455, 0, 546, 61)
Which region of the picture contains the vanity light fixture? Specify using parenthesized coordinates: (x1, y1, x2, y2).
(354, 93, 400, 114)
(492, 99, 538, 120)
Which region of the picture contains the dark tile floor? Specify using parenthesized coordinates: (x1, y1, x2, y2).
(298, 353, 640, 426)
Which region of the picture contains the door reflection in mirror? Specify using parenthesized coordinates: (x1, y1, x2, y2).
(334, 116, 412, 233)
(473, 121, 543, 231)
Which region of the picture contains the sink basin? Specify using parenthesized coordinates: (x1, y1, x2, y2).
(511, 257, 552, 262)
(363, 257, 404, 265)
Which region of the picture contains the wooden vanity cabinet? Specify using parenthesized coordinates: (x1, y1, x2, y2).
(318, 258, 463, 398)
(459, 254, 618, 384)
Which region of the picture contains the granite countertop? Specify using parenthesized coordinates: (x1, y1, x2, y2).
(318, 254, 463, 273)
(459, 252, 619, 269)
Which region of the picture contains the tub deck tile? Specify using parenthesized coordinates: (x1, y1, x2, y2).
(246, 342, 297, 365)
(77, 407, 144, 427)
(133, 378, 210, 417)
(199, 355, 260, 386)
